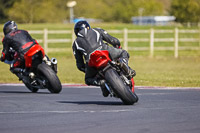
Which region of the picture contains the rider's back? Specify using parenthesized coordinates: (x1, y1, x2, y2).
(3, 30, 35, 54)
(75, 28, 105, 61)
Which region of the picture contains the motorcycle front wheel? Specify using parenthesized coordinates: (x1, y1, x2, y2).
(37, 63, 62, 93)
(105, 68, 138, 105)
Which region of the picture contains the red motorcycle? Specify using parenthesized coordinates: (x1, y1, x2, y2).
(88, 50, 138, 105)
(11, 44, 62, 93)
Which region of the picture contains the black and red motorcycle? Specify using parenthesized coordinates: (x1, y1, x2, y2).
(9, 44, 62, 93)
(88, 50, 138, 105)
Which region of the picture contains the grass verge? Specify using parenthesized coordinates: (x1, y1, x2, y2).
(0, 54, 199, 87)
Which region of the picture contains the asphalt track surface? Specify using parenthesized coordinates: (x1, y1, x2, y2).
(0, 84, 200, 133)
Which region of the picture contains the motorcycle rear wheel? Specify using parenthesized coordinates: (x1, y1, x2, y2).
(105, 68, 138, 105)
(37, 63, 62, 93)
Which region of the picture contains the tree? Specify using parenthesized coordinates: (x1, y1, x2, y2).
(5, 0, 165, 23)
(74, 0, 111, 20)
(8, 0, 41, 23)
(7, 0, 68, 23)
(0, 0, 16, 23)
(171, 0, 200, 23)
(111, 0, 164, 23)
(73, 0, 164, 23)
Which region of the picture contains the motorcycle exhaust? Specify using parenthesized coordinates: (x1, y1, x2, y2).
(51, 58, 58, 73)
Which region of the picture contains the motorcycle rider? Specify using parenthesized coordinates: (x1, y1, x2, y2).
(0, 21, 46, 83)
(72, 20, 136, 97)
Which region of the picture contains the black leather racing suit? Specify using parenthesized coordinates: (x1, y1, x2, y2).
(1, 29, 38, 68)
(72, 28, 130, 86)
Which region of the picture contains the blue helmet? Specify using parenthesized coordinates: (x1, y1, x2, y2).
(3, 21, 18, 35)
(74, 20, 90, 36)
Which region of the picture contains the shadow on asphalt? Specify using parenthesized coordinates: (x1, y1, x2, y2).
(58, 101, 124, 106)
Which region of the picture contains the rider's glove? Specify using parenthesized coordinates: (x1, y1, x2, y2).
(0, 53, 5, 62)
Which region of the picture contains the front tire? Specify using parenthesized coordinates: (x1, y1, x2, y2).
(105, 68, 138, 105)
(37, 63, 62, 93)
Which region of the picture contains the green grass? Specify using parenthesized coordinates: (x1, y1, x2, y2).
(0, 53, 199, 87)
(132, 56, 200, 87)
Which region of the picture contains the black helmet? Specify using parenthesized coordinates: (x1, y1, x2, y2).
(3, 21, 18, 35)
(74, 20, 90, 36)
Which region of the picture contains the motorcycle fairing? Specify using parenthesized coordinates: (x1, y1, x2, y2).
(88, 50, 111, 69)
(24, 44, 45, 68)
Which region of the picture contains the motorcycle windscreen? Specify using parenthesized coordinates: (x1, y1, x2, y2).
(88, 50, 111, 69)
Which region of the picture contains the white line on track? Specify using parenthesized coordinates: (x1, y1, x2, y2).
(0, 110, 132, 114)
(0, 106, 200, 114)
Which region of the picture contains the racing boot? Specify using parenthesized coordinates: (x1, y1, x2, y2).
(10, 67, 29, 84)
(128, 68, 136, 78)
(91, 79, 109, 97)
(99, 80, 109, 97)
(117, 58, 136, 78)
(10, 67, 24, 80)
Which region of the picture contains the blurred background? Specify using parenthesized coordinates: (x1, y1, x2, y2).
(0, 0, 200, 87)
(0, 0, 199, 25)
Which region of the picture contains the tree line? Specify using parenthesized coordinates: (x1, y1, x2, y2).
(0, 0, 200, 23)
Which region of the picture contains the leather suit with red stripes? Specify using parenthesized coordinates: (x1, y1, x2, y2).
(1, 29, 37, 68)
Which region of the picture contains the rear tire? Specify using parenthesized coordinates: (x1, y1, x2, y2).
(37, 63, 62, 93)
(105, 68, 138, 105)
